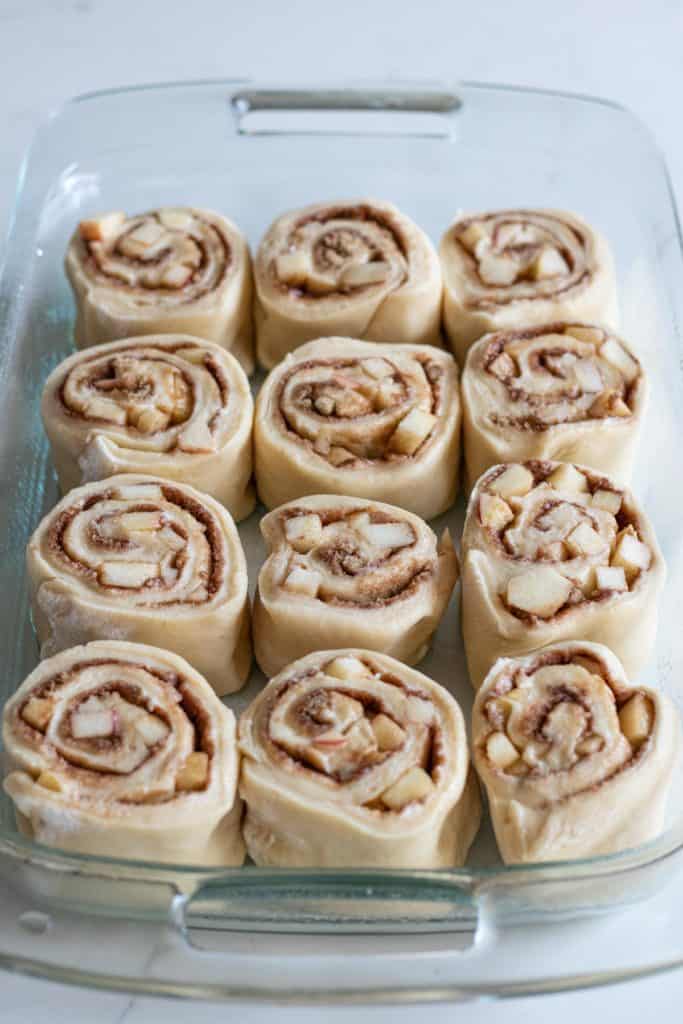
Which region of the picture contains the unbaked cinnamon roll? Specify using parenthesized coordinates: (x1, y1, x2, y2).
(253, 495, 458, 676)
(440, 210, 618, 364)
(65, 208, 254, 373)
(462, 322, 646, 486)
(27, 475, 251, 695)
(472, 641, 680, 863)
(254, 338, 461, 520)
(238, 649, 480, 868)
(3, 641, 244, 865)
(41, 335, 254, 521)
(461, 460, 664, 687)
(254, 199, 442, 368)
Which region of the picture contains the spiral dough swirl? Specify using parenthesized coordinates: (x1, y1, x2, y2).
(254, 337, 461, 520)
(253, 495, 458, 675)
(472, 641, 679, 863)
(461, 460, 665, 687)
(254, 200, 442, 367)
(238, 649, 480, 868)
(42, 335, 254, 519)
(2, 641, 244, 864)
(27, 475, 251, 695)
(439, 209, 618, 364)
(65, 207, 254, 372)
(462, 322, 646, 485)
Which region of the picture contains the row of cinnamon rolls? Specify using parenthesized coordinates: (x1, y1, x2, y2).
(5, 638, 676, 870)
(9, 464, 673, 867)
(42, 325, 646, 527)
(22, 460, 664, 697)
(67, 202, 617, 373)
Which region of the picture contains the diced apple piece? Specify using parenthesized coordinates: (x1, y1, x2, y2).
(530, 246, 569, 280)
(480, 493, 514, 531)
(176, 751, 209, 792)
(161, 263, 193, 289)
(600, 338, 639, 383)
(592, 489, 622, 515)
(71, 708, 117, 739)
(373, 379, 400, 410)
(283, 566, 321, 597)
(371, 714, 406, 751)
(177, 418, 216, 453)
(362, 357, 393, 380)
(589, 390, 630, 418)
(284, 514, 323, 553)
(118, 512, 161, 534)
(84, 396, 128, 425)
(327, 446, 355, 466)
(488, 351, 516, 381)
(566, 521, 607, 557)
(135, 712, 169, 746)
(130, 406, 169, 434)
(120, 220, 168, 258)
(507, 567, 573, 617)
(522, 740, 549, 767)
(489, 464, 534, 499)
(619, 694, 653, 747)
(159, 526, 185, 552)
(543, 540, 568, 561)
(381, 766, 434, 809)
(498, 687, 526, 713)
(99, 561, 158, 588)
(325, 655, 372, 680)
(548, 463, 588, 494)
(594, 565, 627, 592)
(340, 261, 390, 287)
(37, 771, 62, 793)
(348, 511, 371, 531)
(479, 252, 518, 286)
(158, 208, 194, 231)
(570, 564, 596, 595)
(79, 211, 125, 242)
(612, 530, 651, 579)
(577, 734, 603, 755)
(334, 390, 371, 418)
(486, 732, 520, 770)
(303, 270, 336, 295)
(388, 408, 436, 455)
(359, 521, 414, 549)
(22, 697, 53, 732)
(564, 324, 604, 345)
(313, 394, 336, 415)
(573, 359, 603, 392)
(459, 221, 488, 251)
(276, 250, 312, 285)
(114, 484, 163, 501)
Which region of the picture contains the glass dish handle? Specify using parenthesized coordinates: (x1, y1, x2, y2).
(229, 83, 462, 136)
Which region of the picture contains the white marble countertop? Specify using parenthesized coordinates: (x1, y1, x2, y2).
(1, 0, 682, 1020)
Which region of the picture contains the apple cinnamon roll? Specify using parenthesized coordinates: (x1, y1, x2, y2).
(41, 335, 254, 521)
(238, 649, 481, 868)
(472, 641, 680, 863)
(254, 338, 461, 520)
(254, 199, 442, 368)
(27, 475, 251, 695)
(253, 495, 458, 676)
(3, 641, 244, 865)
(440, 210, 618, 364)
(462, 322, 646, 486)
(461, 460, 664, 687)
(65, 208, 254, 373)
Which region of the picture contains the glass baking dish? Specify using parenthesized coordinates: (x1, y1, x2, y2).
(1, 78, 682, 1004)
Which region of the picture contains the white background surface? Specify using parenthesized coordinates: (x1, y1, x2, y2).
(1, 0, 683, 1020)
